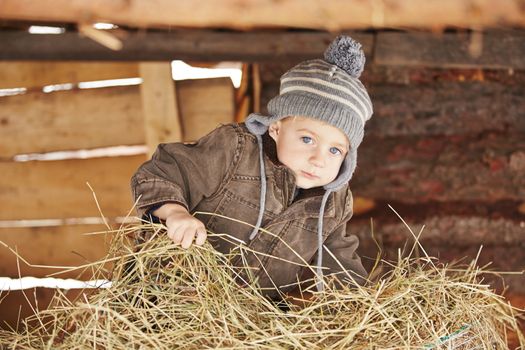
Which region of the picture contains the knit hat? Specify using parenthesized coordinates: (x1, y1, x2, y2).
(246, 35, 374, 190)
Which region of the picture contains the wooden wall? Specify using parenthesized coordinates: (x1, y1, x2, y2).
(0, 62, 235, 327)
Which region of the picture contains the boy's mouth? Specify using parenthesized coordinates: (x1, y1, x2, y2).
(300, 171, 319, 180)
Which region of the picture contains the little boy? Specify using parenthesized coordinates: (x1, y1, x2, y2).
(131, 35, 373, 297)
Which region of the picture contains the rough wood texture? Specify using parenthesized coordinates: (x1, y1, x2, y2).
(352, 66, 525, 202)
(350, 213, 525, 248)
(0, 78, 234, 157)
(375, 31, 525, 69)
(3, 29, 524, 68)
(0, 86, 144, 157)
(0, 155, 147, 220)
(139, 62, 182, 155)
(177, 78, 235, 141)
(1, 0, 524, 30)
(0, 30, 373, 62)
(0, 224, 110, 278)
(364, 69, 525, 137)
(352, 133, 525, 202)
(0, 62, 138, 89)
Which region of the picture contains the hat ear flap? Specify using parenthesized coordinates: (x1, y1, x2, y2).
(245, 113, 269, 135)
(246, 112, 282, 135)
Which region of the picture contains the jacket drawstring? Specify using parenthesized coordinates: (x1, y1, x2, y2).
(249, 134, 267, 240)
(316, 189, 332, 292)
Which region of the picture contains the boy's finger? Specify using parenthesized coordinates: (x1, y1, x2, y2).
(180, 229, 195, 249)
(166, 220, 182, 240)
(172, 227, 185, 244)
(167, 226, 177, 241)
(195, 229, 207, 246)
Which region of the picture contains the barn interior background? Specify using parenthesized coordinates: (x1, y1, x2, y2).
(0, 0, 524, 344)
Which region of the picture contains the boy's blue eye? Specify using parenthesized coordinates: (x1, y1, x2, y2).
(330, 147, 342, 155)
(301, 136, 313, 144)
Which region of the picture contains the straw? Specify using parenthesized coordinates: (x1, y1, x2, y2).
(0, 216, 523, 349)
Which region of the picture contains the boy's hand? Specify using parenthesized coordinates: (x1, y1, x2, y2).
(153, 203, 207, 249)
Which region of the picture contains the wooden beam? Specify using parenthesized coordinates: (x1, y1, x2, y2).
(375, 31, 525, 69)
(0, 30, 373, 62)
(0, 0, 524, 30)
(0, 78, 234, 157)
(364, 69, 525, 137)
(351, 212, 525, 247)
(2, 29, 525, 70)
(0, 62, 139, 89)
(139, 62, 182, 155)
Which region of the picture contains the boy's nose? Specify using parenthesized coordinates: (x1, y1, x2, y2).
(309, 150, 325, 167)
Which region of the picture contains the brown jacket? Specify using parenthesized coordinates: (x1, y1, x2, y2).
(131, 123, 367, 296)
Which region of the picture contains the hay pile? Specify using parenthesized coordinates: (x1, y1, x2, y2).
(1, 219, 523, 349)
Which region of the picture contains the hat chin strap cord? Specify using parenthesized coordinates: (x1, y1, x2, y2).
(316, 189, 332, 292)
(248, 134, 267, 241)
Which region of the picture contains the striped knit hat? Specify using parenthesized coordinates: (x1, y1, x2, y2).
(246, 35, 373, 190)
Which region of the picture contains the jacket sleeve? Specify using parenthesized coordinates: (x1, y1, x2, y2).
(322, 189, 368, 287)
(130, 124, 241, 218)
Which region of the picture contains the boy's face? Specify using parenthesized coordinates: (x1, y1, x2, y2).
(269, 116, 349, 189)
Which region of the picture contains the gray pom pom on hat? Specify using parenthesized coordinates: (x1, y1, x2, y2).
(324, 35, 366, 78)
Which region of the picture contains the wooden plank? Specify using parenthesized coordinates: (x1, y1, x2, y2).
(0, 78, 234, 157)
(375, 31, 525, 69)
(0, 30, 374, 62)
(139, 63, 182, 155)
(177, 78, 234, 141)
(350, 214, 525, 248)
(0, 85, 144, 157)
(0, 224, 110, 278)
(352, 133, 525, 202)
(0, 155, 147, 220)
(0, 0, 524, 30)
(364, 70, 525, 137)
(0, 62, 139, 89)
